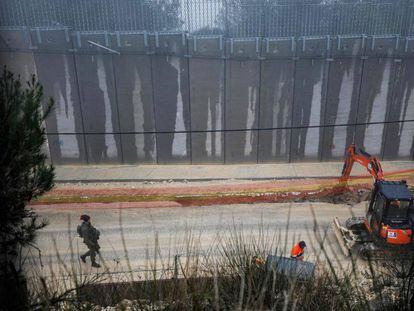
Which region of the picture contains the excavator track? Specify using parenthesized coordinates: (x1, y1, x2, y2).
(333, 217, 414, 260)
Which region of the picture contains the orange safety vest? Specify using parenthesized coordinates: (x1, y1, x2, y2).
(290, 243, 304, 258)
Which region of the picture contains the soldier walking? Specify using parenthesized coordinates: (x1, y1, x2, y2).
(77, 214, 101, 268)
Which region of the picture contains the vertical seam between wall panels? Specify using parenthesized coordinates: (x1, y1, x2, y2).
(149, 55, 159, 164)
(353, 58, 366, 144)
(223, 57, 227, 164)
(288, 58, 297, 163)
(111, 53, 124, 164)
(186, 37, 193, 164)
(353, 35, 368, 146)
(256, 56, 262, 164)
(71, 51, 89, 164)
(44, 50, 54, 166)
(320, 59, 331, 162)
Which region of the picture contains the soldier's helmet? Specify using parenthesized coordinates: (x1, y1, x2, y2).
(80, 214, 90, 222)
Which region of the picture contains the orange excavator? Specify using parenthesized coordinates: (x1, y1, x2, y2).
(333, 144, 414, 258)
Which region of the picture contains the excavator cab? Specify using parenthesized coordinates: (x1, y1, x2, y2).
(366, 181, 414, 245)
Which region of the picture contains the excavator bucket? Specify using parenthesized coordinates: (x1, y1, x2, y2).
(332, 217, 352, 257)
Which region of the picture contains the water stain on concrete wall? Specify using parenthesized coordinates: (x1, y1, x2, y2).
(113, 55, 156, 163)
(323, 59, 361, 160)
(259, 60, 293, 162)
(33, 53, 86, 163)
(225, 60, 259, 163)
(77, 54, 121, 163)
(190, 59, 224, 163)
(363, 60, 391, 155)
(152, 56, 190, 163)
(356, 58, 393, 156)
(384, 59, 414, 159)
(291, 60, 327, 161)
(0, 52, 35, 83)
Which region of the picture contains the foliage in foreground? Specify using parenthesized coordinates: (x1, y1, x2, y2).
(28, 222, 414, 311)
(0, 68, 54, 310)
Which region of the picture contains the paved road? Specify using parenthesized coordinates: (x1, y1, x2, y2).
(27, 202, 366, 280)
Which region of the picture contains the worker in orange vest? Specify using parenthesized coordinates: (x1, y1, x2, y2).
(290, 241, 306, 260)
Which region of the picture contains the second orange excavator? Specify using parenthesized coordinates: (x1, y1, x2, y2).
(333, 144, 414, 258)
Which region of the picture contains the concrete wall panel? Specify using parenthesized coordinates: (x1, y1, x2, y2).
(225, 130, 258, 163)
(110, 32, 148, 53)
(383, 122, 414, 160)
(156, 133, 190, 164)
(190, 58, 224, 131)
(76, 54, 120, 133)
(226, 60, 260, 130)
(366, 37, 397, 58)
(121, 133, 157, 164)
(322, 126, 355, 160)
(48, 134, 87, 164)
(76, 54, 122, 162)
(293, 60, 327, 127)
(291, 59, 327, 161)
(226, 39, 260, 59)
(188, 36, 224, 58)
(225, 60, 260, 163)
(34, 53, 87, 162)
(0, 29, 32, 51)
(85, 134, 122, 164)
(35, 54, 83, 133)
(355, 124, 386, 158)
(149, 34, 187, 56)
(189, 58, 224, 163)
(356, 58, 395, 156)
(322, 59, 362, 160)
(297, 37, 329, 58)
(0, 52, 36, 82)
(191, 132, 224, 164)
(259, 60, 293, 162)
(383, 59, 414, 159)
(262, 38, 296, 59)
(290, 127, 323, 162)
(331, 36, 364, 58)
(152, 56, 190, 132)
(30, 28, 72, 52)
(258, 129, 290, 162)
(387, 59, 414, 122)
(113, 55, 155, 132)
(259, 60, 294, 129)
(113, 55, 156, 163)
(152, 56, 191, 159)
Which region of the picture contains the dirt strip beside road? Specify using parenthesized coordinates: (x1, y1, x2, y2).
(31, 170, 414, 207)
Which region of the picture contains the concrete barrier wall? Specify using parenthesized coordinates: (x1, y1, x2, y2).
(1, 28, 413, 164)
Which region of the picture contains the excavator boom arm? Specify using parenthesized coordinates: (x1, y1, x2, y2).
(339, 144, 384, 183)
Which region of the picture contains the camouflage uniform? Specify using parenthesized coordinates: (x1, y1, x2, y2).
(77, 221, 100, 265)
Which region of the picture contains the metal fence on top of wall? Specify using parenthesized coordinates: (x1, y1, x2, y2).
(1, 0, 414, 37)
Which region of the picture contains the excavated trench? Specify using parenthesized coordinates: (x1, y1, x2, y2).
(31, 182, 384, 208)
